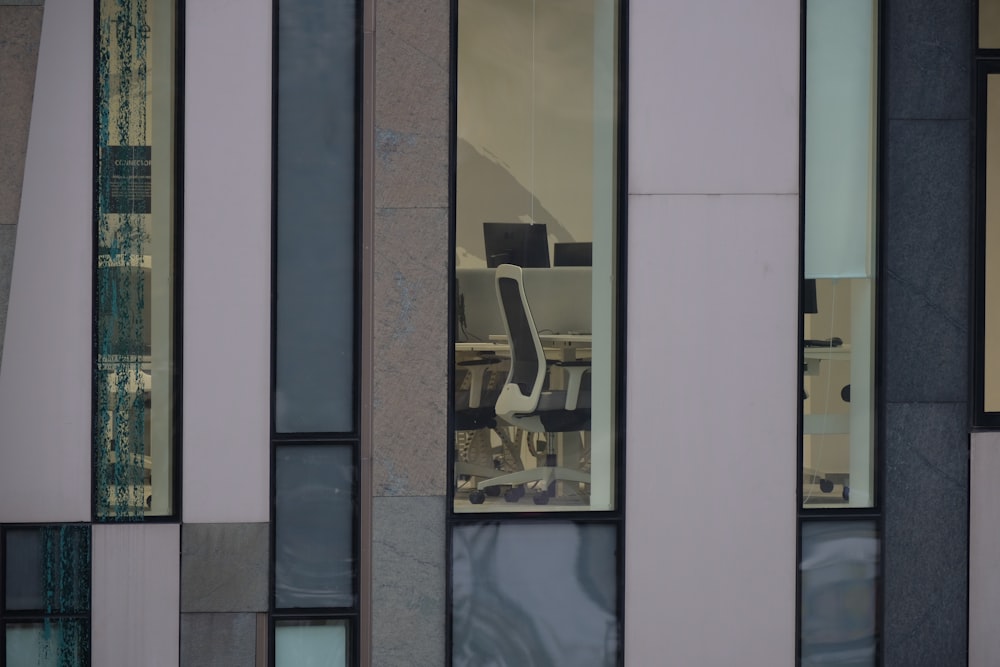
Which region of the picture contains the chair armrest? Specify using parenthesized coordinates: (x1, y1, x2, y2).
(554, 360, 591, 411)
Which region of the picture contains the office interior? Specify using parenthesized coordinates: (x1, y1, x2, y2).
(452, 0, 618, 513)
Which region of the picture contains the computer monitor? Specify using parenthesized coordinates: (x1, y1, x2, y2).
(553, 242, 592, 267)
(483, 222, 550, 268)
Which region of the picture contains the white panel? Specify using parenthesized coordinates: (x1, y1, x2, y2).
(92, 524, 180, 667)
(625, 193, 798, 664)
(183, 0, 272, 522)
(628, 0, 800, 195)
(0, 0, 92, 523)
(970, 433, 1000, 666)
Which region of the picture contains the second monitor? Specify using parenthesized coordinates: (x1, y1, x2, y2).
(483, 222, 550, 268)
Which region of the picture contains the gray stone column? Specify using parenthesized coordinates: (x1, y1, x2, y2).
(882, 0, 971, 663)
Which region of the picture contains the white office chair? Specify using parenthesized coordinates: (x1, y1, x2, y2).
(468, 264, 591, 506)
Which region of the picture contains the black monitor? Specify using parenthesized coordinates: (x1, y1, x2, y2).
(483, 222, 550, 268)
(553, 242, 592, 267)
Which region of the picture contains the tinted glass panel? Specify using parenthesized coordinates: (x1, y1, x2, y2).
(983, 0, 1000, 48)
(5, 621, 90, 667)
(275, 445, 355, 609)
(452, 522, 618, 665)
(5, 527, 90, 613)
(275, 0, 358, 433)
(275, 620, 348, 667)
(454, 0, 620, 513)
(800, 521, 878, 666)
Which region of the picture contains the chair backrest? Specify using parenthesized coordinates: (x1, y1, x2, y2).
(494, 264, 547, 416)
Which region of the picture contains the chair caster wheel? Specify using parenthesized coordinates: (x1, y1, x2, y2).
(819, 479, 834, 493)
(484, 485, 502, 497)
(469, 490, 486, 504)
(504, 487, 525, 503)
(532, 491, 550, 505)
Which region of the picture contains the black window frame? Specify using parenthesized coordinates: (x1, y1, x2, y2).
(796, 0, 886, 663)
(0, 523, 92, 667)
(445, 0, 629, 663)
(268, 0, 366, 664)
(90, 0, 186, 524)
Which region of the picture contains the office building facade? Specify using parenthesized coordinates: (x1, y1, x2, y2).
(0, 0, 988, 664)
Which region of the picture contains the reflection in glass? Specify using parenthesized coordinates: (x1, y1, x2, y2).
(275, 620, 348, 667)
(5, 621, 90, 667)
(95, 0, 177, 519)
(5, 527, 90, 613)
(802, 0, 877, 509)
(452, 522, 618, 666)
(453, 0, 619, 513)
(275, 446, 355, 609)
(275, 0, 358, 434)
(800, 521, 878, 666)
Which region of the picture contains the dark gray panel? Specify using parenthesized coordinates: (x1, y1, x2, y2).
(882, 271, 968, 404)
(883, 120, 970, 327)
(372, 496, 445, 667)
(181, 523, 269, 613)
(882, 402, 968, 666)
(180, 613, 257, 667)
(451, 522, 618, 667)
(885, 0, 971, 120)
(275, 0, 358, 434)
(275, 445, 355, 609)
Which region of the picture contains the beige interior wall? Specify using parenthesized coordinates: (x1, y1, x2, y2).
(456, 0, 597, 266)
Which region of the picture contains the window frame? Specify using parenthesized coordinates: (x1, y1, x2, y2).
(268, 0, 367, 663)
(0, 524, 92, 667)
(90, 0, 185, 524)
(446, 0, 629, 662)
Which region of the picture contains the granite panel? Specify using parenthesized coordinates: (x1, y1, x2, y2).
(883, 119, 970, 326)
(181, 523, 269, 613)
(0, 6, 42, 226)
(374, 0, 449, 209)
(372, 496, 446, 667)
(180, 613, 257, 667)
(372, 206, 449, 497)
(883, 272, 968, 404)
(885, 0, 971, 120)
(0, 225, 16, 368)
(883, 402, 968, 666)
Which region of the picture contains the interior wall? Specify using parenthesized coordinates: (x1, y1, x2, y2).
(456, 0, 599, 266)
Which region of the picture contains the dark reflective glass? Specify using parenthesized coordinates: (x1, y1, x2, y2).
(452, 522, 618, 666)
(5, 527, 90, 613)
(275, 445, 355, 609)
(275, 0, 358, 433)
(800, 521, 878, 666)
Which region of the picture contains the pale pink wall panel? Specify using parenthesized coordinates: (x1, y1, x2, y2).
(182, 0, 272, 522)
(0, 0, 93, 523)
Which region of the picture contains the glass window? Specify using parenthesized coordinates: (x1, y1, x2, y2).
(802, 0, 878, 508)
(800, 521, 879, 666)
(94, 0, 179, 519)
(452, 0, 620, 513)
(3, 526, 91, 667)
(977, 69, 1000, 422)
(274, 445, 355, 610)
(274, 0, 359, 434)
(983, 0, 1000, 48)
(451, 522, 618, 665)
(274, 620, 349, 667)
